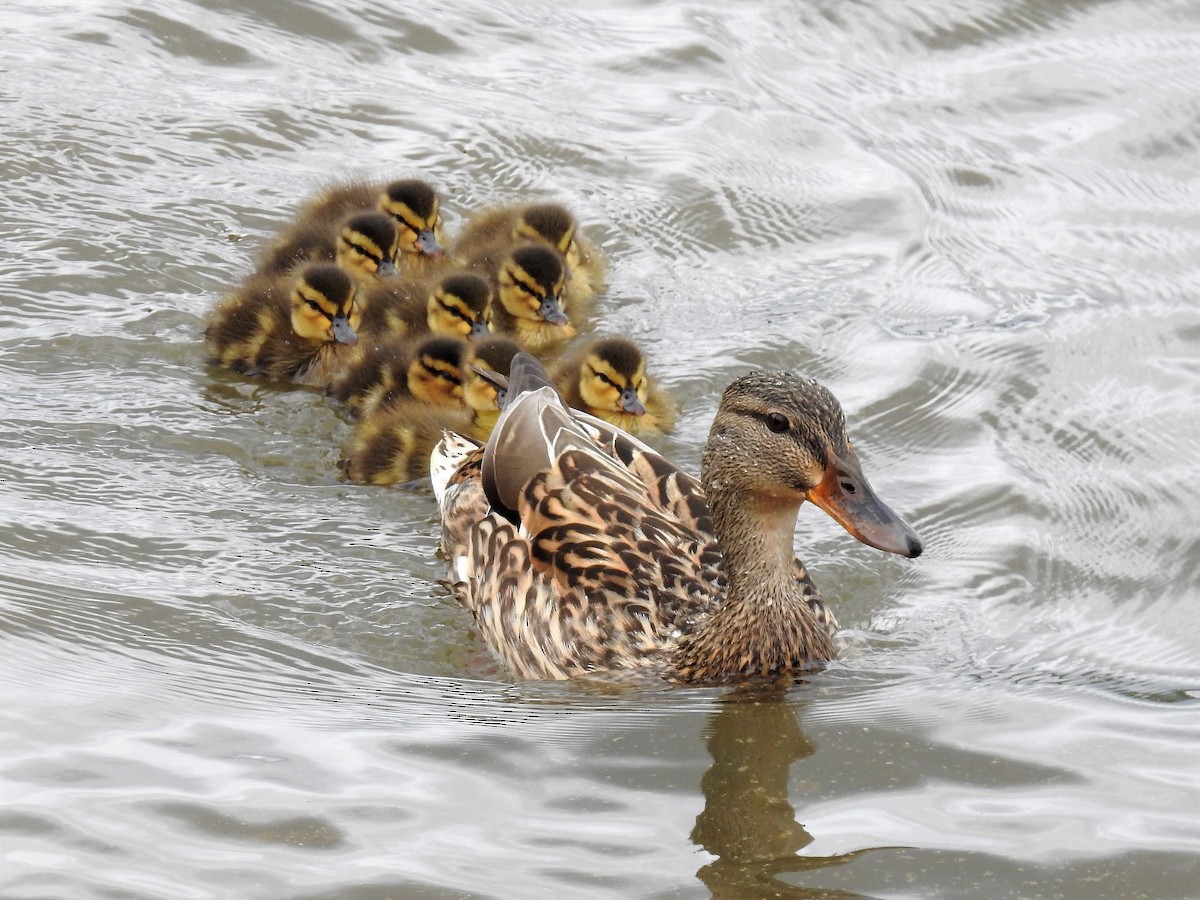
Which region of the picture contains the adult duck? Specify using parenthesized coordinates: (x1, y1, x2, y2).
(430, 353, 923, 683)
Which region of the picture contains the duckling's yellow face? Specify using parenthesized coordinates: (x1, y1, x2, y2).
(426, 282, 492, 341)
(289, 269, 361, 345)
(497, 257, 568, 325)
(336, 218, 400, 282)
(406, 349, 466, 409)
(578, 352, 648, 418)
(464, 369, 501, 415)
(383, 196, 445, 260)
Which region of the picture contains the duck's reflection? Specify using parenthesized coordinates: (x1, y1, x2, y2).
(691, 687, 870, 899)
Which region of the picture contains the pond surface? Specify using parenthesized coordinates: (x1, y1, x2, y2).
(3, 0, 1200, 897)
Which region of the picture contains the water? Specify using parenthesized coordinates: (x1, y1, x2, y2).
(3, 0, 1200, 896)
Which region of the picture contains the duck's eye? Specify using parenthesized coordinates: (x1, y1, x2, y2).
(765, 412, 790, 433)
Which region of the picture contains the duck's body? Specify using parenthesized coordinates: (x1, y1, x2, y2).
(205, 263, 360, 387)
(358, 271, 492, 342)
(453, 202, 605, 314)
(283, 178, 446, 278)
(257, 211, 401, 284)
(339, 336, 522, 486)
(431, 354, 922, 683)
(549, 336, 675, 436)
(329, 333, 469, 418)
(485, 244, 576, 353)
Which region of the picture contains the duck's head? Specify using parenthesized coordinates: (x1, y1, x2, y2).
(427, 272, 492, 341)
(573, 336, 651, 418)
(464, 335, 522, 416)
(702, 372, 923, 559)
(289, 263, 360, 345)
(496, 244, 570, 327)
(514, 203, 580, 271)
(378, 179, 445, 261)
(336, 212, 400, 281)
(405, 335, 469, 409)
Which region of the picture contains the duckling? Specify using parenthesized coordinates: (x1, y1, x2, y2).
(430, 353, 923, 683)
(295, 178, 446, 275)
(486, 244, 576, 353)
(329, 333, 469, 418)
(453, 202, 606, 314)
(358, 271, 492, 342)
(341, 401, 470, 486)
(205, 263, 360, 387)
(463, 335, 523, 439)
(257, 211, 401, 284)
(550, 336, 674, 436)
(340, 336, 521, 486)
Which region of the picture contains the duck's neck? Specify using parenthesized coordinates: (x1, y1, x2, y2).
(672, 491, 835, 683)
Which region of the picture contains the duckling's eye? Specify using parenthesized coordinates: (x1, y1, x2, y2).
(304, 298, 326, 316)
(593, 372, 618, 389)
(765, 412, 791, 433)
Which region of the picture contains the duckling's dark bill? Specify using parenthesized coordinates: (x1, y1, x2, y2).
(806, 451, 923, 558)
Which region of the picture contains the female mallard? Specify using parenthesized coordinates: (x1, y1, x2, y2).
(205, 262, 360, 387)
(453, 202, 606, 314)
(549, 335, 675, 436)
(358, 271, 492, 342)
(430, 354, 923, 683)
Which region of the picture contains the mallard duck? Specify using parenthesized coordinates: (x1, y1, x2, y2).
(205, 262, 360, 387)
(549, 336, 675, 436)
(257, 211, 401, 283)
(486, 244, 576, 353)
(340, 336, 522, 486)
(329, 333, 469, 418)
(430, 353, 923, 683)
(295, 178, 446, 275)
(453, 202, 606, 313)
(358, 271, 492, 342)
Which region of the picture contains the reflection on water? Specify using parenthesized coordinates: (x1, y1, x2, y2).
(4, 0, 1200, 896)
(693, 691, 870, 900)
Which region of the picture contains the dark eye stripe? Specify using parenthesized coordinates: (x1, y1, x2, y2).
(347, 240, 382, 264)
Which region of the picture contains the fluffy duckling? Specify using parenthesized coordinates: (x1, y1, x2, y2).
(341, 401, 469, 486)
(340, 336, 522, 486)
(329, 333, 469, 418)
(358, 271, 492, 342)
(430, 354, 924, 683)
(257, 211, 401, 284)
(453, 202, 606, 314)
(205, 263, 360, 387)
(550, 336, 675, 436)
(463, 335, 523, 439)
(487, 244, 575, 353)
(295, 178, 446, 276)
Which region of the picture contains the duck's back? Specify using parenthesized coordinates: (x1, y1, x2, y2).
(434, 400, 725, 679)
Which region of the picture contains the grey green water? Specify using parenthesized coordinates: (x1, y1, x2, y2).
(3, 1, 1199, 897)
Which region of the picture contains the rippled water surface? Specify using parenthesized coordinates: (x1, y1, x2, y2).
(4, 0, 1200, 897)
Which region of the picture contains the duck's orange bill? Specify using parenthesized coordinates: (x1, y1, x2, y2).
(806, 450, 923, 558)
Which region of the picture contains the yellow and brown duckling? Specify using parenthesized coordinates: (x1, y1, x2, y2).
(430, 353, 923, 684)
(329, 333, 469, 419)
(550, 336, 674, 436)
(453, 202, 606, 313)
(487, 244, 575, 353)
(257, 211, 400, 284)
(294, 178, 446, 276)
(340, 336, 522, 486)
(205, 262, 361, 387)
(358, 271, 492, 342)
